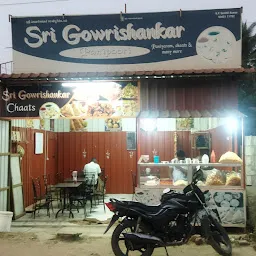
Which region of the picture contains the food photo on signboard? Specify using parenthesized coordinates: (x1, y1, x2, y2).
(1, 81, 140, 119)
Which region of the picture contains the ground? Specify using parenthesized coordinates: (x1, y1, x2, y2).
(0, 229, 255, 256)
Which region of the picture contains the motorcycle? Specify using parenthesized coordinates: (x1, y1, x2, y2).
(104, 169, 232, 256)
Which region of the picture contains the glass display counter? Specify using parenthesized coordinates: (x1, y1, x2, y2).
(135, 156, 246, 227)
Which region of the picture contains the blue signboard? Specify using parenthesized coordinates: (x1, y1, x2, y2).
(11, 8, 242, 73)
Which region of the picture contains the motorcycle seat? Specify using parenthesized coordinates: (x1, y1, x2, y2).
(127, 200, 188, 218)
(112, 199, 162, 213)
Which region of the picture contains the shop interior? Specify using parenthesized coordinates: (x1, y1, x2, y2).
(0, 77, 245, 226)
(137, 116, 244, 188)
(10, 114, 244, 209)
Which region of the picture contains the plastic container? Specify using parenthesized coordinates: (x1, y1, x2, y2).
(210, 150, 216, 163)
(202, 154, 209, 164)
(153, 155, 160, 163)
(0, 211, 13, 232)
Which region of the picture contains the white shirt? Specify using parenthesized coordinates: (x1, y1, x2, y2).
(83, 162, 101, 185)
(171, 158, 189, 182)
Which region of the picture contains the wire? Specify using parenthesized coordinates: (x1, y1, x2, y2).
(0, 0, 69, 6)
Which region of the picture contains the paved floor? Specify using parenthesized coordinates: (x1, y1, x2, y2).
(12, 194, 132, 227)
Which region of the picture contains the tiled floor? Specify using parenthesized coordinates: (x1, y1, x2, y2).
(14, 194, 133, 224)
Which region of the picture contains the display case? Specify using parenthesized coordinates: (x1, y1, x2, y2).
(135, 156, 246, 227)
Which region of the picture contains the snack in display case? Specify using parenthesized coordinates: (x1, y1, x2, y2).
(219, 151, 242, 164)
(225, 172, 241, 186)
(197, 180, 206, 186)
(143, 176, 160, 186)
(173, 180, 188, 186)
(205, 169, 225, 185)
(160, 179, 172, 186)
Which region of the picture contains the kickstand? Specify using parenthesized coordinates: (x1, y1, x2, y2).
(164, 246, 169, 256)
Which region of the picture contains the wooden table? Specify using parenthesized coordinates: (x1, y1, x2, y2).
(54, 182, 82, 218)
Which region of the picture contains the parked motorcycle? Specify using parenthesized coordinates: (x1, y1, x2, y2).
(104, 169, 232, 256)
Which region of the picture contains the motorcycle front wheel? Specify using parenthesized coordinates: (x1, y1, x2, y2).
(111, 220, 154, 256)
(208, 217, 232, 256)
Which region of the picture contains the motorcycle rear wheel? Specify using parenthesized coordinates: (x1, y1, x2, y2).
(208, 217, 232, 256)
(111, 220, 154, 256)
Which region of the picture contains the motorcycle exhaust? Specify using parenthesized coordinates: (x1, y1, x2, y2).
(123, 233, 165, 246)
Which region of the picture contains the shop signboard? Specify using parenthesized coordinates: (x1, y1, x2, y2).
(11, 8, 242, 73)
(0, 81, 139, 119)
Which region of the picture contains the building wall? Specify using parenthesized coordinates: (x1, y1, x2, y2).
(140, 78, 238, 111)
(12, 127, 57, 207)
(244, 136, 256, 186)
(57, 131, 136, 194)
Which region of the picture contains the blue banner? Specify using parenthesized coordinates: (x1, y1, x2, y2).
(11, 8, 242, 73)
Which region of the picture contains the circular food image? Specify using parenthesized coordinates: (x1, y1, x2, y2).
(233, 193, 241, 200)
(196, 26, 237, 64)
(220, 200, 230, 207)
(105, 118, 121, 130)
(224, 193, 233, 202)
(214, 195, 224, 204)
(230, 199, 240, 207)
(39, 102, 60, 119)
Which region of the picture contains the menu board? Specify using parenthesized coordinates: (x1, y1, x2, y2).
(1, 81, 139, 119)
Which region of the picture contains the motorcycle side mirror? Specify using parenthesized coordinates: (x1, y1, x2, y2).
(192, 169, 204, 183)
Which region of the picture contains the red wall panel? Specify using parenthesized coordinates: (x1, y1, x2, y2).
(57, 131, 135, 193)
(210, 125, 232, 161)
(138, 130, 192, 162)
(140, 78, 238, 111)
(12, 128, 57, 207)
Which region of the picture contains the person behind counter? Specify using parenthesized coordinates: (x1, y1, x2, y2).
(83, 157, 101, 185)
(171, 150, 189, 183)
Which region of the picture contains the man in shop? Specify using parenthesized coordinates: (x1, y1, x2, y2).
(83, 158, 101, 185)
(171, 150, 188, 182)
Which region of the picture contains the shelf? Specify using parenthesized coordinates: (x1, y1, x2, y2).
(138, 185, 244, 190)
(138, 162, 242, 167)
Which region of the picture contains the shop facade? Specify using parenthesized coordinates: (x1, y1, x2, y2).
(0, 8, 248, 226)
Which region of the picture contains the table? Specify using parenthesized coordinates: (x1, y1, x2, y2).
(54, 182, 82, 218)
(65, 178, 87, 183)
